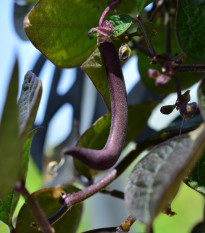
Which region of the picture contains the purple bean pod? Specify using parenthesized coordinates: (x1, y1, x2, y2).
(62, 40, 128, 170)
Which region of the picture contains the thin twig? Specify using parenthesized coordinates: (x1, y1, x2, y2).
(149, 0, 164, 21)
(131, 41, 152, 57)
(134, 18, 157, 57)
(173, 75, 181, 98)
(100, 188, 124, 199)
(15, 182, 53, 233)
(164, 9, 171, 54)
(174, 64, 205, 73)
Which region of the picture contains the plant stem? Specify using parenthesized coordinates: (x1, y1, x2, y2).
(101, 188, 124, 199)
(15, 182, 53, 233)
(131, 41, 152, 57)
(47, 130, 189, 225)
(164, 9, 171, 54)
(174, 64, 205, 72)
(99, 0, 121, 27)
(62, 41, 128, 170)
(135, 18, 157, 57)
(149, 0, 164, 21)
(173, 75, 181, 98)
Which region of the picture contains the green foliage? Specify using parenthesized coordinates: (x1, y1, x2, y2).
(0, 64, 42, 228)
(186, 77, 205, 195)
(81, 47, 111, 110)
(0, 61, 20, 198)
(176, 0, 205, 62)
(2, 0, 205, 232)
(16, 185, 83, 233)
(24, 0, 139, 68)
(108, 14, 134, 37)
(125, 125, 205, 226)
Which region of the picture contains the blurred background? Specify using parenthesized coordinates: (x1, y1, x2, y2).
(0, 1, 204, 232)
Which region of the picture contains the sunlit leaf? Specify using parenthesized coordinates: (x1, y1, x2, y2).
(0, 61, 20, 198)
(176, 0, 205, 62)
(74, 103, 156, 178)
(24, 0, 140, 68)
(109, 14, 134, 37)
(125, 124, 205, 225)
(18, 71, 42, 136)
(16, 185, 83, 233)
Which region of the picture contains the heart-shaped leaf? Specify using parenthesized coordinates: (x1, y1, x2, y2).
(125, 124, 205, 226)
(16, 185, 83, 233)
(176, 0, 205, 62)
(24, 0, 140, 68)
(74, 103, 156, 178)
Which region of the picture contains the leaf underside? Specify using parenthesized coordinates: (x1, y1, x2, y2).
(125, 125, 205, 225)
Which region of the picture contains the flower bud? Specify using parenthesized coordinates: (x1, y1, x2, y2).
(147, 68, 160, 79)
(88, 27, 97, 39)
(180, 102, 197, 120)
(160, 105, 175, 115)
(155, 74, 171, 86)
(119, 44, 131, 61)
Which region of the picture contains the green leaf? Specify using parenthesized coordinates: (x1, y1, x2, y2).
(176, 0, 205, 62)
(82, 40, 122, 110)
(0, 190, 19, 227)
(186, 79, 205, 195)
(0, 61, 20, 198)
(24, 0, 139, 68)
(138, 19, 202, 95)
(136, 0, 152, 16)
(125, 124, 205, 226)
(108, 14, 134, 37)
(18, 71, 42, 136)
(74, 103, 156, 178)
(187, 151, 205, 195)
(81, 47, 110, 110)
(16, 185, 83, 233)
(21, 129, 38, 180)
(198, 77, 205, 121)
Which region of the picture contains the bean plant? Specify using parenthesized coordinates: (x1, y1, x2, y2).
(1, 0, 205, 232)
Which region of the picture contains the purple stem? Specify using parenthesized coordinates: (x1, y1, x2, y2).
(98, 0, 121, 27)
(15, 182, 53, 233)
(134, 18, 157, 57)
(62, 41, 128, 170)
(174, 64, 205, 72)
